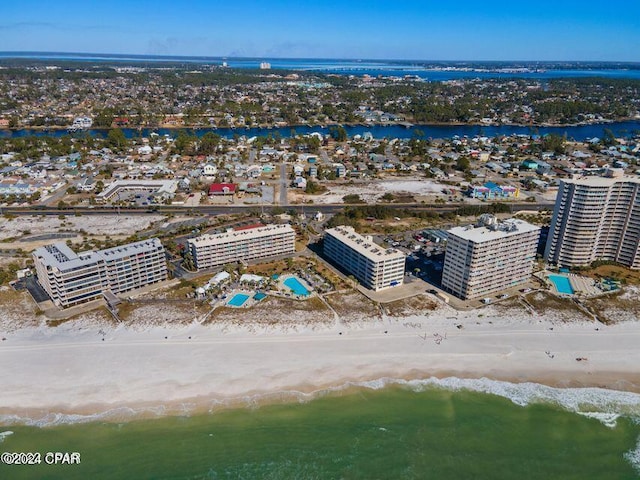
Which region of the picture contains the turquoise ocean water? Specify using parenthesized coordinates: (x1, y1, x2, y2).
(1, 378, 640, 479)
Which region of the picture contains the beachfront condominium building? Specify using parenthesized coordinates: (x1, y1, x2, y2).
(442, 215, 540, 300)
(323, 225, 406, 291)
(544, 173, 640, 269)
(33, 238, 167, 308)
(187, 224, 296, 270)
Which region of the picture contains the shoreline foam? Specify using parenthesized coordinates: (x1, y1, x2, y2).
(2, 375, 640, 428)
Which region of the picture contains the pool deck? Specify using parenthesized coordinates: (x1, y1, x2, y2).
(537, 271, 602, 297)
(278, 274, 314, 299)
(225, 291, 260, 308)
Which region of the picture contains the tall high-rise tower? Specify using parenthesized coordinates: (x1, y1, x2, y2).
(544, 172, 640, 269)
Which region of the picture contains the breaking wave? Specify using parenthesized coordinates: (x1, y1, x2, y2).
(3, 377, 640, 427)
(2, 377, 640, 472)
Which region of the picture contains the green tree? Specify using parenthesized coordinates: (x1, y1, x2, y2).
(541, 133, 566, 154)
(456, 156, 471, 172)
(197, 132, 221, 155)
(106, 129, 128, 151)
(381, 193, 395, 202)
(182, 250, 196, 271)
(94, 108, 115, 128)
(342, 194, 364, 203)
(602, 128, 618, 147)
(329, 125, 348, 142)
(174, 132, 196, 155)
(305, 181, 325, 195)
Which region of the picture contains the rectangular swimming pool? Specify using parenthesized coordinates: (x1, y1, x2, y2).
(284, 277, 310, 296)
(548, 275, 574, 295)
(227, 293, 250, 307)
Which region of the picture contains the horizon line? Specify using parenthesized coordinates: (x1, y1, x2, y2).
(1, 50, 640, 65)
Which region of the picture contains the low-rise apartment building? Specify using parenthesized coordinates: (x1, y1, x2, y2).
(544, 172, 640, 269)
(33, 238, 167, 308)
(442, 215, 540, 300)
(187, 224, 296, 270)
(323, 225, 406, 291)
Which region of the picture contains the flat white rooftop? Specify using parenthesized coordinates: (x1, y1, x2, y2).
(562, 175, 640, 187)
(325, 226, 405, 261)
(449, 219, 540, 243)
(98, 238, 164, 261)
(189, 224, 294, 247)
(98, 180, 178, 199)
(34, 238, 164, 271)
(33, 243, 101, 271)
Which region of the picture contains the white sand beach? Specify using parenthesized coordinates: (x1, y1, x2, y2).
(1, 304, 640, 424)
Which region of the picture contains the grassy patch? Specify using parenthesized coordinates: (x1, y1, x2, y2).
(524, 291, 591, 320)
(245, 257, 348, 291)
(583, 265, 640, 285)
(353, 216, 447, 235)
(208, 296, 332, 327)
(138, 276, 211, 300)
(47, 307, 116, 327)
(514, 212, 552, 226)
(583, 288, 640, 324)
(384, 294, 438, 318)
(491, 297, 529, 315)
(245, 259, 288, 276)
(0, 288, 40, 330)
(324, 292, 381, 323)
(118, 300, 210, 325)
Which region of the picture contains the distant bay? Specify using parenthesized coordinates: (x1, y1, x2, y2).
(2, 53, 640, 81)
(2, 120, 640, 142)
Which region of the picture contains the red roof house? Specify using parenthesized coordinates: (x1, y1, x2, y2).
(208, 183, 236, 195)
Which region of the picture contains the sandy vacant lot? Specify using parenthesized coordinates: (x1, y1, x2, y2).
(0, 215, 165, 240)
(294, 180, 455, 204)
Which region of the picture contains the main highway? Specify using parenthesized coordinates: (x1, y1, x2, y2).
(0, 202, 555, 217)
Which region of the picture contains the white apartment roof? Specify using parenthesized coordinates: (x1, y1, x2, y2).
(98, 179, 178, 199)
(325, 226, 405, 261)
(34, 238, 164, 271)
(188, 224, 294, 247)
(448, 219, 540, 243)
(33, 243, 101, 271)
(99, 238, 164, 261)
(562, 175, 640, 187)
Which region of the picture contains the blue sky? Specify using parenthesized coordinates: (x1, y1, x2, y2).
(1, 0, 639, 61)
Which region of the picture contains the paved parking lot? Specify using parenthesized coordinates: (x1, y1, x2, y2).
(184, 192, 202, 206)
(357, 277, 431, 303)
(24, 275, 50, 303)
